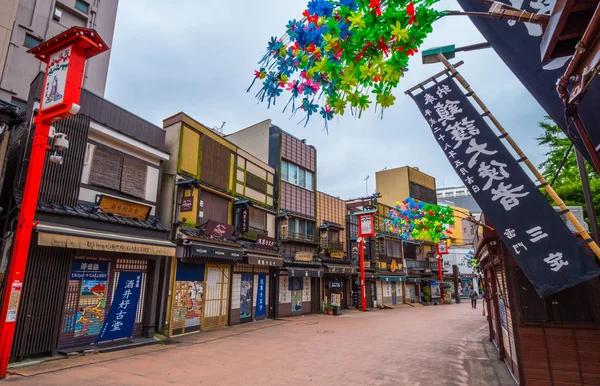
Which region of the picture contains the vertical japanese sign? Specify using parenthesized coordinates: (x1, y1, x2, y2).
(457, 0, 600, 163)
(240, 273, 253, 319)
(410, 76, 600, 296)
(96, 272, 142, 343)
(255, 274, 266, 318)
(42, 46, 70, 110)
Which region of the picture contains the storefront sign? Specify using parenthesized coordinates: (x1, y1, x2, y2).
(330, 251, 344, 259)
(247, 254, 282, 267)
(98, 195, 151, 220)
(255, 274, 266, 318)
(38, 232, 176, 256)
(190, 243, 242, 260)
(180, 196, 194, 213)
(390, 259, 398, 272)
(97, 271, 142, 343)
(294, 252, 313, 262)
(411, 76, 600, 296)
(240, 205, 249, 233)
(41, 46, 70, 111)
(204, 220, 235, 239)
(424, 268, 432, 275)
(288, 268, 323, 278)
(5, 281, 22, 322)
(70, 260, 108, 281)
(256, 234, 276, 250)
(327, 279, 344, 289)
(288, 277, 304, 291)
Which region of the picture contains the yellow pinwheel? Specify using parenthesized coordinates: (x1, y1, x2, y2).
(348, 11, 366, 30)
(390, 21, 409, 42)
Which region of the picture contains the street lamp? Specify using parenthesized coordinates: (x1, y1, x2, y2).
(0, 27, 108, 378)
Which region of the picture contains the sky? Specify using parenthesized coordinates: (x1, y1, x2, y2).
(104, 0, 549, 201)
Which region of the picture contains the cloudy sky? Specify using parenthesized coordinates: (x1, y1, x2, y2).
(104, 0, 548, 200)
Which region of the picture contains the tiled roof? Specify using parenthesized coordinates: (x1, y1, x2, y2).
(179, 226, 241, 246)
(17, 195, 169, 232)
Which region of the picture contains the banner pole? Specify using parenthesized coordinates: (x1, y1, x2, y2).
(435, 53, 600, 260)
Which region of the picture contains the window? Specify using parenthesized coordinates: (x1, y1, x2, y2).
(249, 206, 267, 231)
(455, 191, 466, 197)
(281, 160, 314, 190)
(246, 172, 267, 194)
(386, 240, 401, 258)
(409, 182, 437, 204)
(89, 147, 148, 199)
(23, 35, 42, 49)
(52, 8, 62, 22)
(200, 190, 229, 224)
(75, 0, 89, 13)
(200, 136, 231, 191)
(287, 218, 315, 237)
(10, 97, 26, 114)
(437, 193, 443, 198)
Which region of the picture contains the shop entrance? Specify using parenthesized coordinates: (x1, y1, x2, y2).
(60, 257, 149, 350)
(391, 282, 397, 305)
(239, 273, 253, 324)
(202, 264, 231, 330)
(170, 260, 205, 335)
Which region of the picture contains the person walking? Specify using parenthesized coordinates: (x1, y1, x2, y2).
(470, 289, 478, 309)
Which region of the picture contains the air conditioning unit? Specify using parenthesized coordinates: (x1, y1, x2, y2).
(53, 8, 62, 22)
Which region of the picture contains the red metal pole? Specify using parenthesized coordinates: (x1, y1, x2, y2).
(0, 115, 51, 378)
(359, 238, 367, 312)
(437, 255, 444, 304)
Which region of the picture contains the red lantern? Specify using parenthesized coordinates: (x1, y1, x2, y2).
(357, 213, 375, 237)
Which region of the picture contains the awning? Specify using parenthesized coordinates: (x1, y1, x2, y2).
(247, 253, 283, 267)
(286, 267, 323, 278)
(379, 275, 407, 282)
(36, 223, 176, 256)
(185, 242, 243, 262)
(324, 264, 356, 275)
(407, 278, 422, 283)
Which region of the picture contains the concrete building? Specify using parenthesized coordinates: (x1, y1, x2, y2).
(0, 0, 119, 109)
(436, 185, 470, 200)
(375, 166, 437, 207)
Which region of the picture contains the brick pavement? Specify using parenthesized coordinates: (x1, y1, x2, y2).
(5, 302, 515, 385)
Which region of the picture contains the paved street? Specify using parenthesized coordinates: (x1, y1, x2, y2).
(7, 302, 514, 385)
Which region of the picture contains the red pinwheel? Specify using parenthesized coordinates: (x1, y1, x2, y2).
(369, 0, 382, 16)
(407, 0, 417, 25)
(377, 35, 390, 57)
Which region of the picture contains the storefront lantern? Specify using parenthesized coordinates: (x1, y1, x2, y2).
(436, 240, 449, 255)
(357, 212, 376, 237)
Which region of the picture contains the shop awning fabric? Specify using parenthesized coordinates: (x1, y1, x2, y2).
(325, 264, 356, 275)
(379, 275, 407, 282)
(286, 267, 323, 278)
(186, 242, 243, 261)
(36, 223, 176, 256)
(247, 253, 283, 267)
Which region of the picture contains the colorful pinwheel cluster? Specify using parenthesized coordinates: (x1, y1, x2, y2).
(383, 197, 454, 242)
(248, 0, 444, 128)
(462, 250, 479, 269)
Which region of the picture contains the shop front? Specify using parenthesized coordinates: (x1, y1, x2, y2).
(167, 241, 242, 336)
(323, 264, 355, 310)
(32, 223, 176, 353)
(230, 249, 282, 326)
(278, 264, 322, 318)
(352, 270, 377, 309)
(377, 275, 406, 307)
(459, 274, 479, 297)
(405, 277, 421, 303)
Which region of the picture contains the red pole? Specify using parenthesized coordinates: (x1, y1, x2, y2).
(0, 115, 51, 378)
(359, 238, 367, 312)
(437, 254, 444, 304)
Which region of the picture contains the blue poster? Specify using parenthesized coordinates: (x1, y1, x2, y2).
(255, 274, 266, 318)
(96, 271, 142, 343)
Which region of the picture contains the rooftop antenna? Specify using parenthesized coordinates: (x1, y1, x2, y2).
(213, 121, 226, 133)
(364, 175, 369, 196)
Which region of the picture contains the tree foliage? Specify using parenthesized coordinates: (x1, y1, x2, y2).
(536, 116, 600, 228)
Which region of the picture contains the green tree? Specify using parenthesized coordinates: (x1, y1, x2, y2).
(536, 116, 600, 229)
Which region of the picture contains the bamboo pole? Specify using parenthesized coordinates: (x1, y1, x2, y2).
(436, 53, 600, 260)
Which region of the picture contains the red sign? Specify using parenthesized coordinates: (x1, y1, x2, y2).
(357, 213, 375, 237)
(180, 196, 193, 212)
(205, 220, 235, 239)
(436, 240, 449, 255)
(256, 234, 276, 250)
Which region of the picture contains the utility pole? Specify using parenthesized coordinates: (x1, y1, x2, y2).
(453, 265, 460, 303)
(576, 150, 600, 243)
(364, 175, 369, 196)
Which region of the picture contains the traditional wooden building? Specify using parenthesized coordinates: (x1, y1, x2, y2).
(475, 214, 600, 385)
(227, 120, 320, 317)
(317, 191, 354, 310)
(0, 73, 175, 360)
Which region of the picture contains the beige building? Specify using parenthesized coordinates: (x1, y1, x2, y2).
(0, 0, 119, 109)
(375, 166, 437, 207)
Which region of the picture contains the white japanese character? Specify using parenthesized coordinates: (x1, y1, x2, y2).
(123, 289, 132, 299)
(125, 280, 134, 289)
(472, 185, 481, 193)
(434, 100, 462, 126)
(445, 118, 479, 149)
(444, 143, 451, 151)
(491, 183, 530, 211)
(436, 85, 452, 98)
(424, 109, 432, 116)
(526, 226, 548, 243)
(80, 263, 87, 270)
(448, 150, 457, 159)
(459, 168, 469, 176)
(513, 242, 528, 254)
(116, 310, 127, 320)
(119, 299, 130, 309)
(465, 139, 498, 168)
(478, 160, 510, 191)
(92, 264, 99, 270)
(424, 93, 437, 105)
(504, 228, 517, 239)
(465, 176, 475, 185)
(454, 160, 464, 168)
(438, 134, 445, 141)
(111, 320, 123, 332)
(544, 252, 569, 272)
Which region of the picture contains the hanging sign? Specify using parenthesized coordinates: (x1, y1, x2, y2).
(256, 234, 276, 250)
(436, 240, 449, 255)
(240, 205, 249, 233)
(410, 76, 600, 296)
(96, 271, 142, 343)
(98, 195, 151, 220)
(288, 277, 304, 291)
(204, 220, 235, 239)
(255, 274, 267, 318)
(330, 251, 344, 259)
(180, 196, 194, 213)
(357, 213, 375, 237)
(457, 0, 600, 166)
(294, 252, 313, 262)
(5, 281, 22, 322)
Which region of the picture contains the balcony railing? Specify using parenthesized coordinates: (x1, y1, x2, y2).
(405, 258, 438, 270)
(239, 226, 268, 241)
(281, 230, 319, 244)
(320, 240, 345, 252)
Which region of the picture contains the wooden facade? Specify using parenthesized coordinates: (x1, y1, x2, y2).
(476, 219, 600, 386)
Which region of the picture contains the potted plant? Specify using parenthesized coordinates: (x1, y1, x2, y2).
(325, 303, 334, 315)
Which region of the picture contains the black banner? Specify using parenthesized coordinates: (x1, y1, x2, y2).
(190, 243, 242, 261)
(457, 0, 600, 163)
(410, 76, 600, 296)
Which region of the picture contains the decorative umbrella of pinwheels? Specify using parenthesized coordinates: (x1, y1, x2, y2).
(383, 197, 454, 243)
(248, 0, 444, 129)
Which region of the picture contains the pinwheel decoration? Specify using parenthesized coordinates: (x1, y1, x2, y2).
(248, 0, 444, 129)
(383, 197, 454, 242)
(462, 250, 479, 269)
